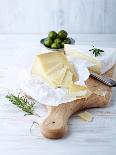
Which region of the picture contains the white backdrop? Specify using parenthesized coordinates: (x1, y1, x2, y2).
(0, 0, 116, 34)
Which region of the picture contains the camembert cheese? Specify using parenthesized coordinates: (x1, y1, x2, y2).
(64, 44, 116, 74)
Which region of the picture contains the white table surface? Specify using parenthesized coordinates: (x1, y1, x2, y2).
(0, 34, 116, 155)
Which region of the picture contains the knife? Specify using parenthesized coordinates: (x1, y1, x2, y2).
(90, 72, 116, 87)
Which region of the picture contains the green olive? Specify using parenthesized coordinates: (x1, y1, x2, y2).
(54, 38, 62, 44)
(63, 38, 71, 44)
(48, 31, 57, 39)
(58, 30, 68, 39)
(51, 43, 60, 49)
(44, 38, 53, 47)
(61, 42, 64, 48)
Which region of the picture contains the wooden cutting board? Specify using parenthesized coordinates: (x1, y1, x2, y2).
(40, 66, 115, 139)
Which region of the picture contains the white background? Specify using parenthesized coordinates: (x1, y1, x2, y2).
(0, 1, 116, 155)
(0, 35, 116, 155)
(0, 0, 116, 34)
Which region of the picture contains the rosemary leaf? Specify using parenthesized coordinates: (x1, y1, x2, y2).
(89, 46, 104, 57)
(6, 93, 35, 115)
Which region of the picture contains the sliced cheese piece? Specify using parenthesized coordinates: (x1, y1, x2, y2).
(61, 69, 73, 88)
(46, 63, 64, 75)
(64, 44, 116, 74)
(78, 111, 93, 122)
(32, 51, 77, 87)
(69, 84, 87, 93)
(31, 56, 45, 78)
(47, 66, 67, 86)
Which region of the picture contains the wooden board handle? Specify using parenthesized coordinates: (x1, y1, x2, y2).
(40, 93, 111, 139)
(40, 105, 70, 139)
(40, 67, 114, 139)
(40, 100, 88, 139)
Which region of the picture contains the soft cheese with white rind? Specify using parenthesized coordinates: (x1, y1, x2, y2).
(64, 44, 116, 74)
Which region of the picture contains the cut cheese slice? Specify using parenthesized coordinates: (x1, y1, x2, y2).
(47, 66, 67, 86)
(78, 111, 93, 122)
(61, 69, 73, 88)
(64, 44, 116, 74)
(32, 51, 77, 87)
(46, 63, 64, 75)
(31, 56, 45, 78)
(69, 84, 87, 93)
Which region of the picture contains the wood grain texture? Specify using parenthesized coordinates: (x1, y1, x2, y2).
(104, 0, 116, 33)
(40, 67, 114, 139)
(0, 35, 116, 155)
(0, 0, 116, 34)
(59, 0, 104, 33)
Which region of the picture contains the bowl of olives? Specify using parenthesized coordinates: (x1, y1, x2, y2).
(40, 30, 75, 51)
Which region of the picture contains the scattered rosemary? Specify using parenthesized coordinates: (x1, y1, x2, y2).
(89, 46, 104, 57)
(6, 93, 35, 115)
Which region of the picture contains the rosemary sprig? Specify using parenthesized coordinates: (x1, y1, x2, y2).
(6, 93, 35, 115)
(89, 46, 104, 57)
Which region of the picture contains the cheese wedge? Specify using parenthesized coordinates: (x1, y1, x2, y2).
(64, 44, 116, 74)
(32, 51, 77, 87)
(69, 84, 87, 93)
(46, 63, 64, 75)
(47, 66, 67, 86)
(78, 111, 93, 122)
(61, 69, 73, 88)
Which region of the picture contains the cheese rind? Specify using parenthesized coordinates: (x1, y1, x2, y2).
(64, 44, 116, 74)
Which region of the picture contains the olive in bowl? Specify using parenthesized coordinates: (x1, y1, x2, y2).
(40, 30, 75, 51)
